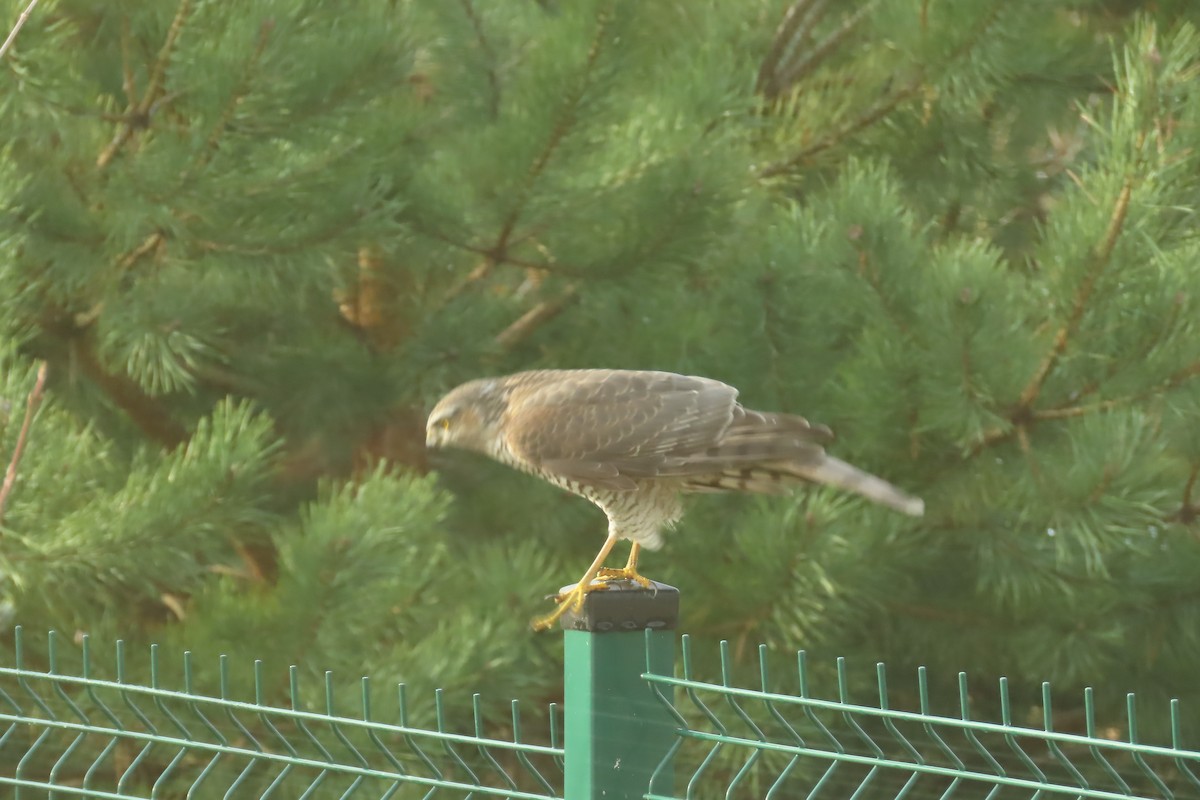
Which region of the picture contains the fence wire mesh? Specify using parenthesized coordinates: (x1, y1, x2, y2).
(4, 626, 1199, 799)
(0, 628, 563, 799)
(643, 634, 1200, 800)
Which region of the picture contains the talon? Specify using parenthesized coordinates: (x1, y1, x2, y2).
(530, 540, 654, 632)
(530, 581, 609, 631)
(595, 566, 654, 590)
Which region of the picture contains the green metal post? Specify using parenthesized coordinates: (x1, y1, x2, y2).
(562, 580, 678, 800)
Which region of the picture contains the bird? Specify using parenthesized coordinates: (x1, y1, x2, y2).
(426, 369, 923, 631)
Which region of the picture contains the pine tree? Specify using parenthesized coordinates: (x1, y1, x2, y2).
(2, 3, 1200, 786)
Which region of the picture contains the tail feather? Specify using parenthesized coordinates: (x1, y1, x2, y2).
(664, 406, 922, 516)
(682, 456, 924, 517)
(778, 455, 924, 516)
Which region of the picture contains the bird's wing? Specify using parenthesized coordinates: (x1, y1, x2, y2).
(502, 370, 740, 489)
(499, 369, 923, 515)
(654, 405, 834, 475)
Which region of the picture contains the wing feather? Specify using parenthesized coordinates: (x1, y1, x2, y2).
(502, 370, 737, 488)
(501, 370, 833, 490)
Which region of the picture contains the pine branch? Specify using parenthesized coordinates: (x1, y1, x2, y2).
(144, 0, 191, 103)
(853, 244, 912, 337)
(1049, 288, 1185, 410)
(1178, 464, 1199, 525)
(1087, 463, 1116, 504)
(193, 208, 370, 256)
(192, 18, 274, 171)
(1032, 399, 1124, 421)
(1015, 423, 1040, 480)
(968, 424, 1013, 455)
(491, 4, 611, 253)
(65, 329, 188, 448)
(494, 284, 577, 349)
(78, 364, 187, 449)
(0, 0, 38, 60)
(459, 0, 501, 120)
(65, 232, 167, 333)
(972, 356, 1200, 453)
(769, 2, 875, 101)
(118, 231, 166, 271)
(759, 78, 923, 177)
(422, 225, 586, 305)
(442, 257, 498, 303)
(758, 271, 786, 401)
(0, 362, 48, 532)
(1016, 176, 1135, 409)
(119, 14, 136, 106)
(971, 174, 1138, 454)
(760, 0, 1005, 177)
(1166, 359, 1200, 389)
(97, 0, 193, 169)
(457, 244, 583, 277)
(755, 0, 826, 99)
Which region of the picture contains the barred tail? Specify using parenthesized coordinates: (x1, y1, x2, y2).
(783, 455, 924, 516)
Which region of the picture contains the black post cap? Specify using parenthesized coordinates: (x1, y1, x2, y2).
(558, 580, 680, 633)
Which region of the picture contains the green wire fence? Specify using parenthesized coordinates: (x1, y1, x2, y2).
(644, 636, 1200, 800)
(2, 583, 1198, 799)
(0, 628, 562, 799)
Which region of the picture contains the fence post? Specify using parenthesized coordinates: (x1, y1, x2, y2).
(562, 580, 679, 800)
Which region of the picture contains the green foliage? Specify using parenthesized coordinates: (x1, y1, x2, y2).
(2, 4, 1200, 789)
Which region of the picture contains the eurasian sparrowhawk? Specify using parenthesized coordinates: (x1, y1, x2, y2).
(426, 369, 923, 630)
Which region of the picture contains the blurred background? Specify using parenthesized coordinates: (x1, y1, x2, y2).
(1, 0, 1199, 751)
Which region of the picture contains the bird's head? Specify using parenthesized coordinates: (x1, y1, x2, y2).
(426, 378, 507, 454)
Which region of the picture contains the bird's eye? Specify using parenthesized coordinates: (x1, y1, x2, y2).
(440, 419, 451, 431)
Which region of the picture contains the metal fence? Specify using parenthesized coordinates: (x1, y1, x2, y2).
(2, 583, 1197, 799)
(0, 627, 562, 799)
(644, 637, 1200, 800)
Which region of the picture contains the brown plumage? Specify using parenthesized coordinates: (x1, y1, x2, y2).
(426, 369, 923, 630)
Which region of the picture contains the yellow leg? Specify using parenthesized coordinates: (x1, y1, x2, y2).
(530, 533, 620, 632)
(596, 542, 653, 589)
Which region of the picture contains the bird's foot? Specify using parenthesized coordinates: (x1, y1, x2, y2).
(529, 570, 657, 632)
(595, 566, 654, 590)
(530, 581, 605, 632)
